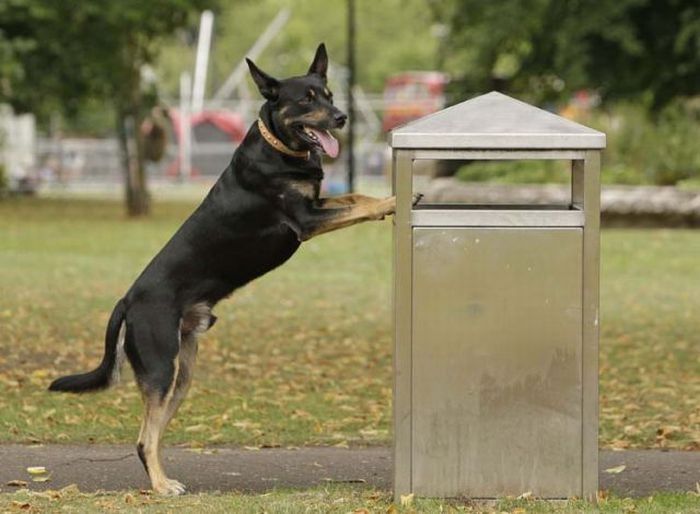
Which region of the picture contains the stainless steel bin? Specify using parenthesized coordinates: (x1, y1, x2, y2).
(391, 92, 606, 500)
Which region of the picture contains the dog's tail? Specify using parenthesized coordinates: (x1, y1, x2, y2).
(49, 299, 127, 393)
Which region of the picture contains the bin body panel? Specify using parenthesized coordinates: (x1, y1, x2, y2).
(411, 227, 583, 497)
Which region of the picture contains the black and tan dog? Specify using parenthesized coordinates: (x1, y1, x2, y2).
(49, 43, 396, 495)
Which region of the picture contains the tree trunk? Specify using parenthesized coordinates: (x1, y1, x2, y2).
(117, 111, 150, 216)
(116, 55, 150, 217)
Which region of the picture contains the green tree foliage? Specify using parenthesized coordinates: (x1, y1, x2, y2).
(435, 0, 700, 109)
(0, 0, 217, 215)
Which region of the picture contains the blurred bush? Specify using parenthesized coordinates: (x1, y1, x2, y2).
(0, 163, 7, 197)
(456, 160, 569, 185)
(0, 126, 5, 196)
(457, 101, 700, 187)
(601, 101, 700, 186)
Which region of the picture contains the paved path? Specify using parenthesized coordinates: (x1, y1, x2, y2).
(0, 445, 697, 497)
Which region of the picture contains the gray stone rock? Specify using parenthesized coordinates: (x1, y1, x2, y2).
(421, 178, 700, 227)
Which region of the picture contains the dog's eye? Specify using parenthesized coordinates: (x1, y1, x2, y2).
(300, 90, 315, 104)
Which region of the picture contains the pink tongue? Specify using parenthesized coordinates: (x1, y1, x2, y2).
(309, 129, 339, 158)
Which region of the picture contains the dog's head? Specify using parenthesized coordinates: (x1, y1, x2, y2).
(246, 43, 347, 158)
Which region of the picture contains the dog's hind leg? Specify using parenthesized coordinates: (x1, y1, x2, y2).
(161, 304, 212, 428)
(162, 331, 198, 428)
(125, 306, 186, 495)
(136, 383, 185, 495)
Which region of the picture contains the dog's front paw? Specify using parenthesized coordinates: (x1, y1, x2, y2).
(372, 196, 396, 220)
(153, 478, 186, 496)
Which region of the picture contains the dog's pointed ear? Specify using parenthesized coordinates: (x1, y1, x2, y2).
(246, 58, 280, 101)
(307, 43, 328, 79)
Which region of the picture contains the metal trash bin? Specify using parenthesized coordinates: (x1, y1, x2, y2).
(391, 92, 606, 500)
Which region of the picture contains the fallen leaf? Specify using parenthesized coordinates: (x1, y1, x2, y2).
(6, 480, 28, 487)
(10, 501, 31, 510)
(32, 475, 51, 483)
(623, 425, 640, 436)
(56, 484, 79, 497)
(323, 478, 366, 484)
(610, 439, 631, 450)
(657, 425, 679, 437)
(26, 466, 47, 475)
(400, 493, 414, 507)
(605, 465, 627, 474)
(185, 448, 215, 455)
(517, 491, 533, 499)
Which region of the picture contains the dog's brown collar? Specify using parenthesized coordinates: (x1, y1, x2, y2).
(257, 118, 310, 160)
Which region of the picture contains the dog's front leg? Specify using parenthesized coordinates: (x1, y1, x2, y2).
(288, 195, 396, 241)
(319, 192, 423, 209)
(317, 193, 380, 208)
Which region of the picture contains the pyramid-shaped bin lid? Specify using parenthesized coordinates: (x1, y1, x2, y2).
(390, 91, 606, 150)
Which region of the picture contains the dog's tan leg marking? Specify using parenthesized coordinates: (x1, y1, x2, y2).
(163, 332, 198, 427)
(303, 195, 396, 240)
(319, 193, 377, 208)
(136, 304, 211, 496)
(137, 358, 186, 496)
(167, 303, 209, 428)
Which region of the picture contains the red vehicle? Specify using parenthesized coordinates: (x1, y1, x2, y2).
(167, 109, 247, 178)
(382, 71, 449, 132)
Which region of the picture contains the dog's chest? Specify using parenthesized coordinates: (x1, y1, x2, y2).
(287, 180, 317, 199)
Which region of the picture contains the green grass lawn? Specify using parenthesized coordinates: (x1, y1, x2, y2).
(1, 486, 699, 513)
(0, 197, 698, 451)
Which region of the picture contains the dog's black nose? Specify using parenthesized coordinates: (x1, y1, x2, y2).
(334, 112, 347, 128)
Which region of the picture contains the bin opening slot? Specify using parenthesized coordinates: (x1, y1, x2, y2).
(413, 203, 582, 212)
(411, 159, 575, 208)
